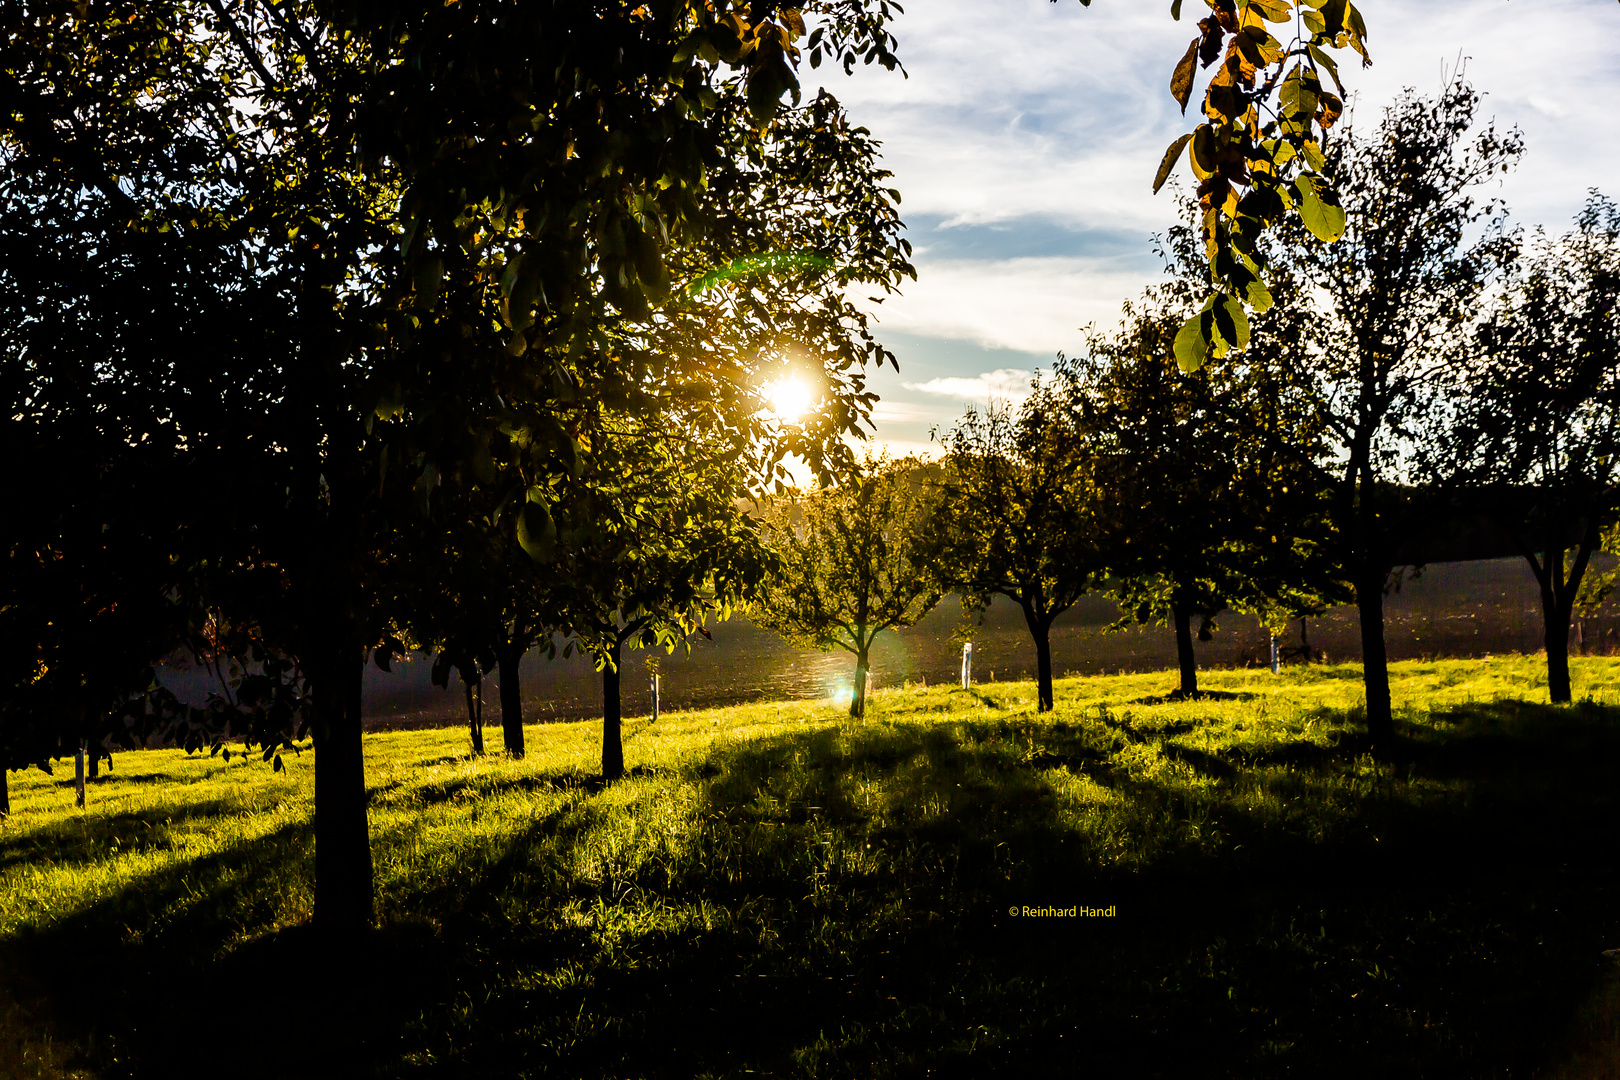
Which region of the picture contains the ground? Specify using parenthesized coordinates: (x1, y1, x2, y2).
(2, 655, 1618, 1078)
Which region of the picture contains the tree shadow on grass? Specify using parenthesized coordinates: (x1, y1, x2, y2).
(1131, 688, 1252, 705)
(3, 815, 455, 1080)
(409, 763, 669, 806)
(416, 704, 1620, 1080)
(0, 796, 275, 875)
(5, 700, 1620, 1079)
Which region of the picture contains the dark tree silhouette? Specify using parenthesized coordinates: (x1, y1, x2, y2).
(1068, 207, 1340, 696)
(933, 384, 1108, 712)
(1274, 79, 1521, 749)
(1439, 192, 1620, 702)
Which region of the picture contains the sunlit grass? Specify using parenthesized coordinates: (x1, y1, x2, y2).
(2, 652, 1618, 1078)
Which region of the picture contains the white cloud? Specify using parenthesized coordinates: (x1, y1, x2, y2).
(1526, 95, 1568, 120)
(868, 401, 938, 424)
(801, 0, 1620, 449)
(875, 255, 1150, 355)
(813, 0, 1620, 254)
(904, 368, 1037, 404)
(815, 0, 1191, 236)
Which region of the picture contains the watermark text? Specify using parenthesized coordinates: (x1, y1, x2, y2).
(1007, 905, 1116, 918)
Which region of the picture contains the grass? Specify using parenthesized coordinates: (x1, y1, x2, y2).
(2, 653, 1620, 1078)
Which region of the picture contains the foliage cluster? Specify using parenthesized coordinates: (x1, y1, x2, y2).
(0, 0, 915, 927)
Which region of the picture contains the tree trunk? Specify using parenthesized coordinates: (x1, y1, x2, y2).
(497, 644, 526, 759)
(851, 649, 870, 719)
(1545, 600, 1573, 703)
(602, 638, 624, 781)
(1536, 517, 1600, 704)
(1034, 625, 1055, 712)
(1347, 453, 1395, 751)
(1354, 566, 1395, 750)
(75, 738, 86, 809)
(1, 761, 9, 819)
(1532, 530, 1578, 704)
(1017, 601, 1056, 711)
(464, 676, 484, 755)
(1172, 603, 1198, 696)
(309, 642, 373, 931)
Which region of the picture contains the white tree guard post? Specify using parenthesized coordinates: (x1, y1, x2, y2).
(961, 643, 973, 690)
(864, 670, 874, 704)
(1270, 635, 1280, 675)
(650, 673, 661, 723)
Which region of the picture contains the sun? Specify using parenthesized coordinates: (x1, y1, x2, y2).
(765, 377, 817, 424)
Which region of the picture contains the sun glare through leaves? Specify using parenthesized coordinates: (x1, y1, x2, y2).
(765, 377, 817, 424)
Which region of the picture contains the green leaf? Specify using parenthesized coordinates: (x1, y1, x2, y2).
(1246, 0, 1293, 20)
(1212, 301, 1238, 353)
(1279, 72, 1317, 121)
(499, 251, 523, 297)
(1219, 293, 1252, 349)
(1295, 175, 1347, 242)
(1153, 133, 1193, 194)
(1173, 313, 1209, 373)
(517, 494, 557, 562)
(1300, 138, 1326, 172)
(1307, 43, 1345, 95)
(747, 56, 798, 122)
(1171, 0, 1183, 19)
(1246, 276, 1275, 314)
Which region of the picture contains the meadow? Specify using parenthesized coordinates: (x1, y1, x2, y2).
(2, 655, 1619, 1079)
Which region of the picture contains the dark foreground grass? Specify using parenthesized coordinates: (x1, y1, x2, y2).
(2, 655, 1620, 1079)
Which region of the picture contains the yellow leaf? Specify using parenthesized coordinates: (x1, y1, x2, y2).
(1171, 37, 1199, 114)
(1189, 125, 1218, 180)
(1154, 133, 1194, 194)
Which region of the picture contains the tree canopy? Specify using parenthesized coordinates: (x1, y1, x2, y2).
(933, 378, 1111, 713)
(753, 459, 942, 719)
(1440, 192, 1620, 702)
(1077, 273, 1337, 697)
(1268, 78, 1521, 748)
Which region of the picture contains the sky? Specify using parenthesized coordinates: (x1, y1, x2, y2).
(801, 0, 1620, 459)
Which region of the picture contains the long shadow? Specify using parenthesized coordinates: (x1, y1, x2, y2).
(6, 700, 1619, 1079)
(1158, 740, 1240, 781)
(411, 762, 668, 806)
(415, 705, 1620, 1079)
(52, 771, 174, 787)
(1131, 688, 1251, 705)
(3, 816, 456, 1080)
(0, 796, 272, 875)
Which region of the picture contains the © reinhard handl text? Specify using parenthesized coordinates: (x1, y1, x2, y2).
(1008, 905, 1116, 917)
